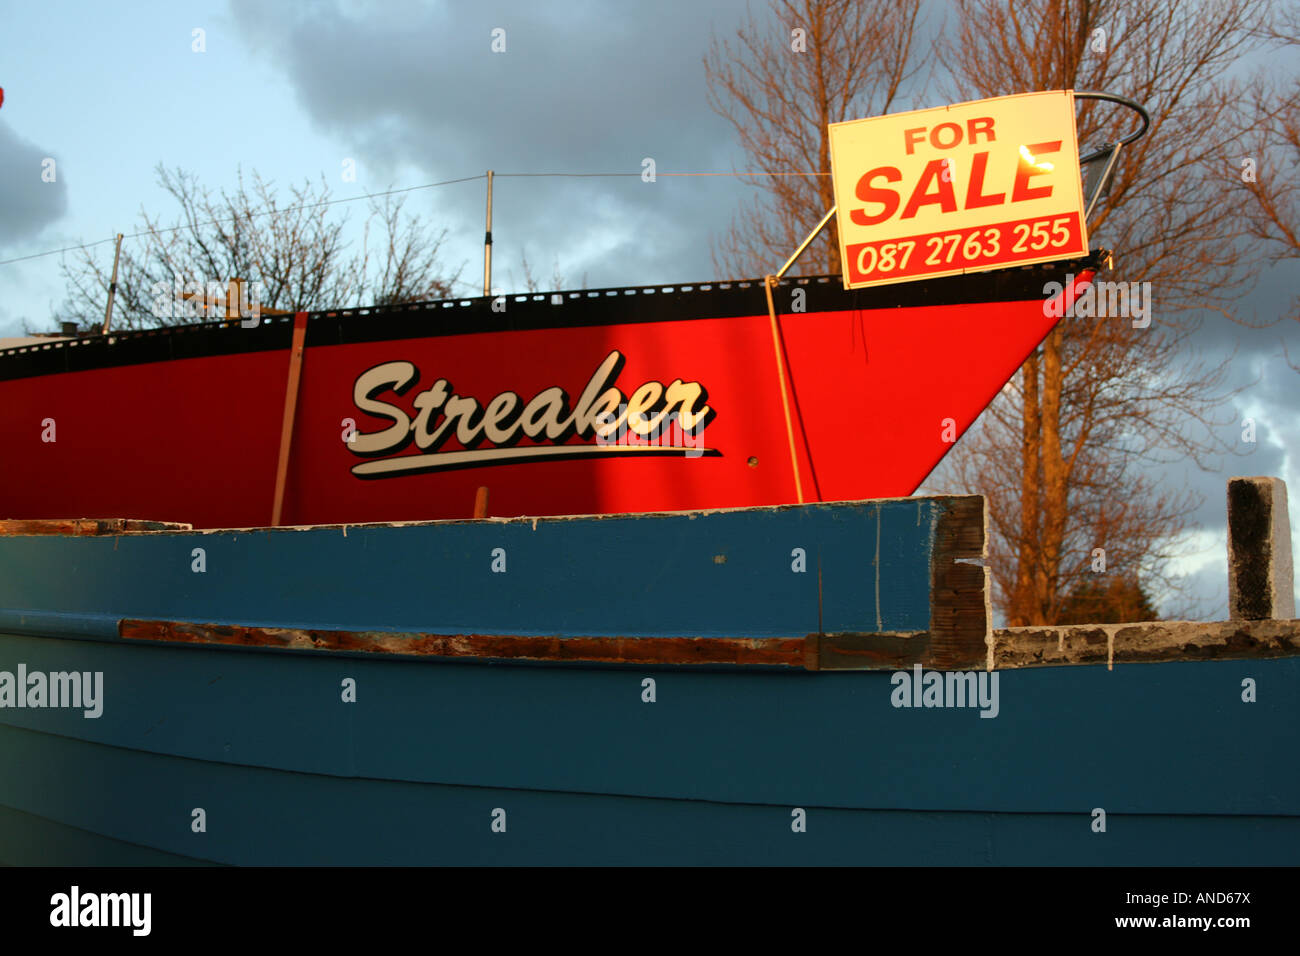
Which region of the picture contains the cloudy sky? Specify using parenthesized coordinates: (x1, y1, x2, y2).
(1, 0, 1296, 619)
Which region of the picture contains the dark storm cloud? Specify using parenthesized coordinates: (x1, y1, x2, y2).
(1078, 253, 1298, 544)
(229, 0, 765, 288)
(0, 121, 67, 249)
(1164, 259, 1300, 359)
(1142, 351, 1292, 532)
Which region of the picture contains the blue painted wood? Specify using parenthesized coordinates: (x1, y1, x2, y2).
(2, 498, 1294, 864)
(0, 500, 939, 639)
(0, 804, 204, 866)
(1, 719, 1296, 866)
(1, 629, 1296, 860)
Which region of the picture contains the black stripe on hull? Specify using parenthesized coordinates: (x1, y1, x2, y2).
(0, 255, 1104, 382)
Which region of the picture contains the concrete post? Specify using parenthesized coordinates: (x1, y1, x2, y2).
(1227, 477, 1296, 620)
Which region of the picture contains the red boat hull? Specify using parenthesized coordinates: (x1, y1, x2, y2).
(0, 263, 1095, 528)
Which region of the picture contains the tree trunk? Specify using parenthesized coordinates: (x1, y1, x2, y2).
(1041, 326, 1067, 624)
(1013, 350, 1041, 626)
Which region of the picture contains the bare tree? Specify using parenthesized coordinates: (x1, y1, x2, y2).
(511, 248, 586, 294)
(357, 190, 462, 308)
(54, 165, 459, 330)
(703, 0, 929, 277)
(940, 311, 1225, 624)
(705, 0, 1284, 623)
(1056, 571, 1160, 624)
(1232, 50, 1300, 328)
(931, 0, 1281, 624)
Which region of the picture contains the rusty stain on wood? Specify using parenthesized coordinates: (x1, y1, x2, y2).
(815, 632, 931, 670)
(473, 486, 490, 519)
(803, 633, 821, 671)
(0, 518, 193, 536)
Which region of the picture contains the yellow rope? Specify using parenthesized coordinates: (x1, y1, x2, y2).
(764, 275, 804, 504)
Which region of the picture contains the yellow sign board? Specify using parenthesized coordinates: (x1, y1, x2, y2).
(829, 90, 1088, 289)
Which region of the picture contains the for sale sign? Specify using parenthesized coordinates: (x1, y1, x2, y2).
(829, 90, 1088, 289)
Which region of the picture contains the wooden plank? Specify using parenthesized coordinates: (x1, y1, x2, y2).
(271, 311, 309, 527)
(119, 619, 811, 668)
(0, 518, 192, 536)
(1, 498, 941, 642)
(814, 631, 930, 670)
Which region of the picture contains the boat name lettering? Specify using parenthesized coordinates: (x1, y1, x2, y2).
(348, 349, 714, 476)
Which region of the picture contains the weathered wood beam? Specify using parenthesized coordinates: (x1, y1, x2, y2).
(0, 518, 192, 536)
(119, 616, 1298, 671)
(120, 619, 812, 668)
(926, 495, 990, 670)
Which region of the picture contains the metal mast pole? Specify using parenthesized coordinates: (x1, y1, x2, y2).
(101, 233, 124, 334)
(483, 170, 494, 296)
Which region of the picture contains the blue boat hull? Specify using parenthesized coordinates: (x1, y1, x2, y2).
(2, 499, 1295, 864)
(2, 629, 1297, 865)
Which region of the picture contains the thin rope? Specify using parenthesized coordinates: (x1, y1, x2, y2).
(0, 174, 489, 267)
(764, 275, 805, 504)
(0, 170, 831, 268)
(495, 171, 830, 177)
